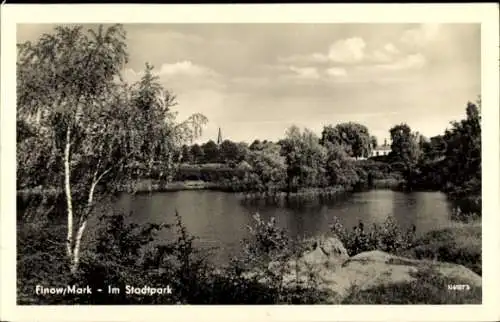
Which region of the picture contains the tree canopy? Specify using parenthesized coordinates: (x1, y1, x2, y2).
(321, 122, 372, 158)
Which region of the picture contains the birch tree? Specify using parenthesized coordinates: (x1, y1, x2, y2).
(17, 24, 207, 273)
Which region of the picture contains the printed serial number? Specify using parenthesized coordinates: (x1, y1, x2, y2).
(447, 284, 471, 291)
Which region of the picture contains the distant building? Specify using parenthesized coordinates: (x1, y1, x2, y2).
(217, 127, 222, 145)
(371, 138, 391, 157)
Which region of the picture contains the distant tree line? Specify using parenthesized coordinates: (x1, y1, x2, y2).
(171, 122, 382, 195)
(153, 101, 481, 204)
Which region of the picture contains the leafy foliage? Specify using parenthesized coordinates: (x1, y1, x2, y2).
(189, 143, 204, 164)
(330, 216, 416, 256)
(218, 140, 247, 164)
(280, 126, 329, 192)
(244, 142, 286, 194)
(16, 24, 208, 272)
(396, 100, 481, 208)
(323, 142, 359, 188)
(389, 123, 422, 173)
(201, 140, 219, 163)
(321, 122, 372, 158)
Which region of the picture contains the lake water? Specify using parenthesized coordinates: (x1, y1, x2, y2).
(111, 189, 455, 266)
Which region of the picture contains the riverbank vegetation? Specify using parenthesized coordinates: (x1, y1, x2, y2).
(387, 99, 481, 212)
(16, 24, 482, 304)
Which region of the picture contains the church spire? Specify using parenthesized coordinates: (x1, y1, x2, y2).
(217, 127, 222, 145)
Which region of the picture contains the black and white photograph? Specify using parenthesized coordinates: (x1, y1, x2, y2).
(1, 3, 499, 322)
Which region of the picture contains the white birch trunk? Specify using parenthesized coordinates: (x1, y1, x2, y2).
(70, 169, 109, 274)
(71, 220, 87, 274)
(64, 126, 73, 259)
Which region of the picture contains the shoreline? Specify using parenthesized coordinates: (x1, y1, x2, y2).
(17, 178, 401, 196)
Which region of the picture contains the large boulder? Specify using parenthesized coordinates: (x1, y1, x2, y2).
(288, 249, 482, 303)
(278, 236, 349, 287)
(259, 236, 482, 304)
(300, 236, 349, 268)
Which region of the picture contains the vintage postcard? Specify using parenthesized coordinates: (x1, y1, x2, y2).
(1, 3, 499, 322)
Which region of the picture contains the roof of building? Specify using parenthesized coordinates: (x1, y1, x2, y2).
(373, 145, 391, 151)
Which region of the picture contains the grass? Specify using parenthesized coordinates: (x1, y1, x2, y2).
(342, 266, 482, 304)
(401, 221, 481, 275)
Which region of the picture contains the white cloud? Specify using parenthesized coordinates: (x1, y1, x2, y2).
(289, 66, 320, 79)
(123, 60, 219, 81)
(372, 53, 427, 71)
(230, 76, 272, 87)
(367, 43, 400, 63)
(384, 43, 399, 54)
(327, 37, 366, 63)
(370, 50, 393, 63)
(278, 39, 400, 66)
(122, 60, 225, 97)
(310, 53, 329, 63)
(158, 61, 218, 77)
(325, 67, 347, 77)
(277, 37, 367, 65)
(277, 52, 328, 64)
(400, 24, 441, 47)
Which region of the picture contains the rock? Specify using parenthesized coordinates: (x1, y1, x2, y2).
(301, 247, 329, 266)
(245, 237, 482, 304)
(269, 246, 481, 303)
(278, 236, 349, 288)
(320, 237, 349, 258)
(297, 236, 349, 270)
(293, 250, 482, 303)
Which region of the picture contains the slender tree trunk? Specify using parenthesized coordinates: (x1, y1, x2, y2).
(64, 126, 74, 259)
(70, 168, 110, 274)
(71, 220, 87, 274)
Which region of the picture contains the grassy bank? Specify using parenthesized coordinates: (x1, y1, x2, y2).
(342, 265, 482, 304)
(17, 180, 224, 197)
(18, 181, 350, 196)
(402, 221, 481, 275)
(119, 180, 222, 193)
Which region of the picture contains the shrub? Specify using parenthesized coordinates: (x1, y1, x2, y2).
(330, 216, 416, 256)
(236, 213, 330, 304)
(17, 221, 72, 304)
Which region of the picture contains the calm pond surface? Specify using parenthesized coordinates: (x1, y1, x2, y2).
(111, 189, 455, 266)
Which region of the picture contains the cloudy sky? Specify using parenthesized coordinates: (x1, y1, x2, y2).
(17, 23, 480, 144)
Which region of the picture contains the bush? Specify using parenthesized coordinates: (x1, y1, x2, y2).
(17, 221, 72, 304)
(235, 213, 330, 304)
(174, 164, 247, 183)
(330, 216, 416, 256)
